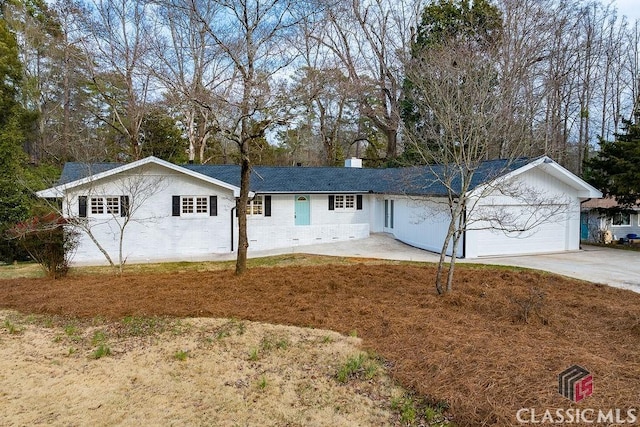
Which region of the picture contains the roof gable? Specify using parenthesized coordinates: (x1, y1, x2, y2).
(470, 156, 602, 198)
(37, 156, 240, 198)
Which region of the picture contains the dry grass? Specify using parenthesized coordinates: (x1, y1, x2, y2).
(1, 260, 639, 425)
(0, 311, 407, 426)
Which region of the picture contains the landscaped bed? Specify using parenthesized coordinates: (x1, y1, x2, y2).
(1, 256, 639, 426)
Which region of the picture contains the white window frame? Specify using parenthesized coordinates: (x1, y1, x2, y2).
(247, 195, 263, 216)
(334, 195, 356, 211)
(90, 196, 120, 216)
(611, 212, 631, 226)
(181, 196, 209, 215)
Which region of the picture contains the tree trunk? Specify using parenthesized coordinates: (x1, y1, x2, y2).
(235, 145, 250, 275)
(118, 226, 125, 275)
(385, 127, 397, 159)
(435, 215, 456, 295)
(82, 226, 116, 268)
(446, 212, 466, 293)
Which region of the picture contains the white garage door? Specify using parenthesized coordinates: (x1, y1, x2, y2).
(473, 205, 569, 257)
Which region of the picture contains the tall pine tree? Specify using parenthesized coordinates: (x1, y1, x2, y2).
(0, 17, 33, 261)
(586, 117, 640, 207)
(399, 0, 503, 165)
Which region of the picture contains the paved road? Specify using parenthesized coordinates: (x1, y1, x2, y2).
(241, 234, 640, 293)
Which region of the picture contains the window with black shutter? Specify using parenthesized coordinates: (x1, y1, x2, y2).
(209, 196, 217, 216)
(264, 195, 271, 217)
(120, 195, 130, 217)
(172, 196, 180, 216)
(328, 194, 357, 211)
(79, 196, 87, 218)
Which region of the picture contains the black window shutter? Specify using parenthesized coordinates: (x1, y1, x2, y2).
(264, 195, 271, 217)
(172, 196, 180, 216)
(79, 196, 87, 218)
(328, 195, 335, 210)
(209, 196, 217, 216)
(356, 195, 363, 210)
(121, 195, 130, 217)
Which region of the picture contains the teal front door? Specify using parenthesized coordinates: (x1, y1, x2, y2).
(295, 195, 310, 225)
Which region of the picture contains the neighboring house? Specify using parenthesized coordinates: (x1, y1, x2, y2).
(581, 197, 640, 243)
(37, 155, 601, 265)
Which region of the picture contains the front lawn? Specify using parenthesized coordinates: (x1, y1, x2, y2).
(1, 258, 638, 425)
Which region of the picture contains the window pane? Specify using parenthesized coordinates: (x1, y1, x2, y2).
(182, 197, 194, 214)
(253, 197, 263, 215)
(106, 197, 120, 215)
(384, 200, 389, 228)
(613, 212, 630, 226)
(345, 195, 355, 209)
(246, 196, 263, 215)
(196, 197, 208, 213)
(91, 197, 104, 214)
(335, 195, 344, 209)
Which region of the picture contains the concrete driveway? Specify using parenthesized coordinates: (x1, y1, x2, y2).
(244, 234, 640, 293)
(463, 245, 640, 292)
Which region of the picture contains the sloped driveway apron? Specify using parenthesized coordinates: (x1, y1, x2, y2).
(463, 245, 640, 293)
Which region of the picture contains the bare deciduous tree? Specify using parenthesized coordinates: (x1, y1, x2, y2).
(289, 67, 356, 165)
(81, 0, 154, 160)
(320, 0, 420, 160)
(404, 33, 567, 293)
(39, 164, 166, 274)
(193, 0, 306, 274)
(152, 0, 230, 164)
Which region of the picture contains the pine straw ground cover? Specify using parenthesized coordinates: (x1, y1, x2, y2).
(1, 260, 639, 426)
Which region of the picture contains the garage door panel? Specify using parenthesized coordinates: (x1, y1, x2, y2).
(472, 205, 568, 257)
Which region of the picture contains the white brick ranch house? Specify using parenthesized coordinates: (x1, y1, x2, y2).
(37, 156, 601, 265)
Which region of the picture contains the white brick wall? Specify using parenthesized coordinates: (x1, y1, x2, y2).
(63, 165, 236, 264)
(245, 194, 370, 251)
(62, 169, 373, 264)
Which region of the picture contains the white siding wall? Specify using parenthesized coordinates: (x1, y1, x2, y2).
(465, 167, 581, 257)
(385, 196, 463, 257)
(369, 196, 385, 233)
(381, 167, 584, 259)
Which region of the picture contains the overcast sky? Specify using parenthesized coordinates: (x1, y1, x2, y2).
(613, 0, 640, 22)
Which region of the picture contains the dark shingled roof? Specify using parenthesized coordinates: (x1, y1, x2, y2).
(57, 157, 535, 196)
(58, 162, 124, 185)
